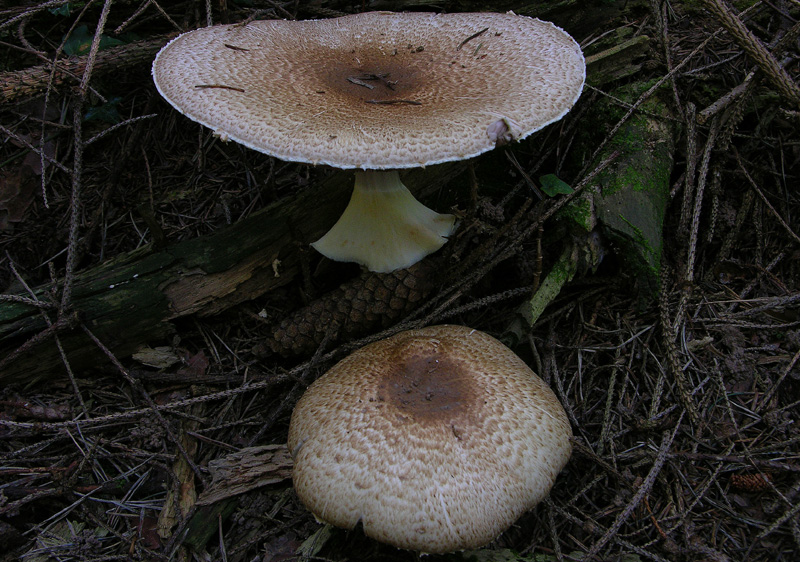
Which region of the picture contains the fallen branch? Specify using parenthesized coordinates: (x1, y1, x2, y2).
(0, 164, 463, 383)
(699, 0, 800, 108)
(0, 35, 172, 103)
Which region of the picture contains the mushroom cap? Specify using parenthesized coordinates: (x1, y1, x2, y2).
(287, 325, 572, 553)
(152, 11, 585, 169)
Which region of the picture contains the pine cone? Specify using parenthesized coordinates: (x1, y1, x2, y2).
(264, 260, 438, 357)
(729, 473, 771, 492)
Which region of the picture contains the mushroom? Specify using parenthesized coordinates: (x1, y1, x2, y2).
(287, 324, 572, 553)
(152, 12, 585, 272)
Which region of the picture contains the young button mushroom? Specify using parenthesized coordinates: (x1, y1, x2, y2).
(152, 12, 585, 272)
(287, 325, 572, 554)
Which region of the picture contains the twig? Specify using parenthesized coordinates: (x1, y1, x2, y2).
(346, 76, 374, 89)
(59, 101, 84, 312)
(0, 123, 72, 175)
(757, 347, 800, 414)
(195, 84, 245, 92)
(666, 450, 800, 473)
(683, 117, 719, 289)
(659, 265, 700, 424)
(727, 251, 786, 314)
(59, 0, 112, 311)
(0, 36, 171, 103)
(365, 99, 421, 105)
(83, 114, 158, 147)
(505, 149, 544, 200)
(584, 418, 683, 558)
(727, 292, 800, 319)
(0, 0, 72, 33)
(698, 69, 757, 123)
(0, 294, 55, 309)
(579, 33, 717, 180)
(735, 149, 800, 246)
(699, 0, 800, 108)
(81, 323, 210, 489)
(599, 334, 623, 456)
(0, 312, 78, 373)
(456, 27, 489, 51)
(678, 102, 697, 236)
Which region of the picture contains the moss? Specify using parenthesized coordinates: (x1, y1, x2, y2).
(521, 243, 578, 326)
(557, 191, 597, 233)
(616, 214, 660, 279)
(584, 81, 678, 299)
(593, 115, 673, 296)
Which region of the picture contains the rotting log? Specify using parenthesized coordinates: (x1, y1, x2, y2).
(587, 83, 680, 299)
(0, 164, 464, 384)
(0, 30, 647, 383)
(585, 35, 650, 87)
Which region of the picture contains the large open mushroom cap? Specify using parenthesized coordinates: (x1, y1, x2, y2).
(152, 11, 585, 169)
(287, 325, 572, 553)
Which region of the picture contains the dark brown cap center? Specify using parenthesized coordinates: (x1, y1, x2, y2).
(376, 351, 478, 424)
(315, 49, 428, 105)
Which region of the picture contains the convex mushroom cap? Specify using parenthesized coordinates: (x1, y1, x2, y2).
(152, 12, 585, 271)
(287, 325, 573, 553)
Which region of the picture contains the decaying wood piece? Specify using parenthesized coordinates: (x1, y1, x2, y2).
(585, 36, 650, 86)
(0, 164, 463, 383)
(0, 36, 172, 104)
(183, 444, 293, 552)
(196, 444, 293, 506)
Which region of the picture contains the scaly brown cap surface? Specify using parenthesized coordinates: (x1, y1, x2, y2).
(152, 11, 585, 169)
(287, 325, 573, 553)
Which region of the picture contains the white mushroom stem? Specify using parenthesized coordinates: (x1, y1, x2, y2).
(311, 170, 456, 273)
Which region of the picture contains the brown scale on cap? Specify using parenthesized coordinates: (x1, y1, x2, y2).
(288, 325, 572, 553)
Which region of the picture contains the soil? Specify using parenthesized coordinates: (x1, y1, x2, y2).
(1, 1, 799, 561)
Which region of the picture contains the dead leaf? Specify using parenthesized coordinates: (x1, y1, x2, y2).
(177, 350, 209, 378)
(262, 532, 301, 562)
(136, 516, 162, 550)
(132, 345, 182, 369)
(0, 165, 36, 230)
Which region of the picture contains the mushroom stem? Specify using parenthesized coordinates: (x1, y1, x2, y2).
(311, 170, 456, 273)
